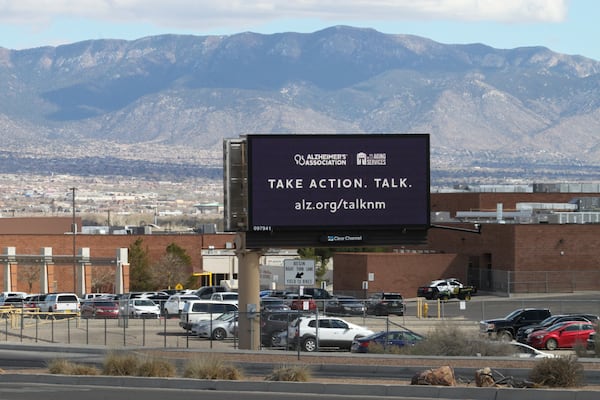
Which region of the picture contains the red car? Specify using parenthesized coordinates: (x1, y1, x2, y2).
(526, 321, 596, 350)
(289, 296, 317, 311)
(80, 299, 120, 319)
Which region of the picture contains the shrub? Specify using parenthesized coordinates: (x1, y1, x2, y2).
(529, 355, 583, 388)
(183, 355, 243, 380)
(136, 357, 176, 377)
(265, 365, 312, 382)
(69, 364, 100, 375)
(397, 326, 515, 357)
(47, 359, 99, 375)
(102, 352, 140, 376)
(47, 359, 74, 375)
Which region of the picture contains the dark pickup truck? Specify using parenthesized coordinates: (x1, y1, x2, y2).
(479, 308, 551, 341)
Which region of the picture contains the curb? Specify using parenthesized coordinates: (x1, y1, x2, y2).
(1, 373, 598, 400)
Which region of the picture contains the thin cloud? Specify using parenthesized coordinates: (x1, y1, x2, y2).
(0, 0, 569, 29)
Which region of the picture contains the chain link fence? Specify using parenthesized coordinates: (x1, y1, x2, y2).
(2, 296, 599, 349)
(468, 268, 600, 295)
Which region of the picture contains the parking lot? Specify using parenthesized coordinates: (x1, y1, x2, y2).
(0, 293, 598, 353)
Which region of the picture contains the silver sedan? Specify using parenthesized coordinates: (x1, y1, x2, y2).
(191, 311, 238, 340)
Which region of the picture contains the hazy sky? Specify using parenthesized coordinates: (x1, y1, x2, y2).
(1, 0, 598, 61)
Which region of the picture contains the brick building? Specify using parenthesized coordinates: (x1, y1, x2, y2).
(0, 217, 236, 294)
(333, 191, 600, 298)
(2, 189, 600, 297)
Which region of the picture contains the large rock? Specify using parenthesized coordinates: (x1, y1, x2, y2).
(411, 366, 456, 386)
(475, 367, 496, 387)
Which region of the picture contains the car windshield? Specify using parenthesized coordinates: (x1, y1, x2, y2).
(217, 311, 237, 321)
(504, 309, 526, 320)
(135, 300, 155, 306)
(546, 322, 569, 332)
(221, 294, 238, 300)
(540, 316, 561, 325)
(339, 298, 360, 304)
(94, 301, 115, 307)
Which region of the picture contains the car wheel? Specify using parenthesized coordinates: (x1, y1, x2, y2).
(546, 338, 558, 351)
(212, 327, 227, 340)
(302, 336, 318, 352)
(498, 330, 512, 341)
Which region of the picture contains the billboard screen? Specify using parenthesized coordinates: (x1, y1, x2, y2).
(247, 134, 429, 233)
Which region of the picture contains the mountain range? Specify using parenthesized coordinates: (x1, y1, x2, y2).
(1, 25, 599, 185)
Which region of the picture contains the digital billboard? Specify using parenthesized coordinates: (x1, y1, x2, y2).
(246, 134, 430, 237)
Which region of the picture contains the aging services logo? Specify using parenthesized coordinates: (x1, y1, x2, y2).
(356, 152, 387, 166)
(293, 153, 348, 166)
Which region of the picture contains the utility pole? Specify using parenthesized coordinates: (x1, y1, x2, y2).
(71, 187, 77, 293)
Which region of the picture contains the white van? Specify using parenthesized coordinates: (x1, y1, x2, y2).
(179, 300, 238, 331)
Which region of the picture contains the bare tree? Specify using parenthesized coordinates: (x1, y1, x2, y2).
(149, 252, 190, 290)
(17, 264, 40, 293)
(90, 266, 115, 293)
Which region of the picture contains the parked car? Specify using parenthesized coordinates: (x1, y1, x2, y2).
(288, 295, 317, 311)
(24, 294, 47, 310)
(287, 316, 373, 352)
(260, 310, 310, 347)
(40, 293, 80, 314)
(260, 296, 291, 312)
(0, 291, 27, 305)
(416, 278, 476, 301)
(526, 321, 596, 350)
(163, 293, 200, 318)
(120, 298, 161, 319)
(510, 341, 556, 359)
(80, 299, 119, 319)
(516, 313, 599, 343)
(480, 308, 552, 341)
(1, 297, 26, 307)
(81, 293, 113, 302)
(351, 330, 424, 353)
(324, 296, 366, 316)
(209, 292, 239, 302)
(179, 300, 239, 331)
(366, 292, 404, 316)
(145, 292, 171, 314)
(194, 286, 228, 300)
(192, 311, 238, 340)
(587, 331, 597, 350)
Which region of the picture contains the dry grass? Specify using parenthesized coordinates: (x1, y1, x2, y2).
(265, 364, 312, 382)
(47, 359, 99, 375)
(135, 357, 177, 377)
(102, 352, 140, 376)
(183, 355, 243, 380)
(529, 355, 584, 387)
(397, 326, 515, 357)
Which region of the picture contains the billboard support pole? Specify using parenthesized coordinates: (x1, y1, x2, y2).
(235, 233, 263, 350)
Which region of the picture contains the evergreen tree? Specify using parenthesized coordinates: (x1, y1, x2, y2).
(128, 238, 154, 291)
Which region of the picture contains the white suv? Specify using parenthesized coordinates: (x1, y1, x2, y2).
(40, 293, 80, 314)
(163, 293, 200, 318)
(288, 316, 373, 352)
